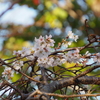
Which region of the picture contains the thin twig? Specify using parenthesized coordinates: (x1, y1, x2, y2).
(27, 89, 100, 99)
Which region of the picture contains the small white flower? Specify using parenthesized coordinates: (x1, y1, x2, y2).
(85, 51, 91, 56)
(46, 35, 55, 47)
(26, 55, 35, 60)
(62, 43, 68, 48)
(64, 49, 80, 63)
(47, 57, 54, 67)
(2, 67, 14, 79)
(68, 41, 72, 45)
(74, 35, 79, 42)
(13, 47, 31, 57)
(37, 57, 48, 64)
(13, 50, 21, 56)
(67, 31, 78, 42)
(60, 58, 66, 64)
(21, 47, 31, 57)
(68, 31, 74, 39)
(46, 34, 52, 39)
(93, 53, 100, 63)
(12, 61, 23, 70)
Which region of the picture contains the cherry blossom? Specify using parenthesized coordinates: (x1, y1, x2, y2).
(67, 31, 79, 42)
(13, 47, 31, 57)
(93, 53, 100, 63)
(63, 49, 80, 63)
(2, 67, 14, 79)
(45, 34, 55, 47)
(12, 60, 23, 70)
(62, 41, 72, 48)
(12, 33, 80, 69)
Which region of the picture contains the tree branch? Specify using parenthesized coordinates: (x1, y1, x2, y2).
(26, 89, 100, 99)
(25, 76, 100, 100)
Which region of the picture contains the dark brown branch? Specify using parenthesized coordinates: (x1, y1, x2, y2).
(26, 89, 100, 99)
(0, 59, 43, 84)
(40, 76, 100, 93)
(25, 76, 100, 100)
(50, 42, 97, 55)
(74, 65, 100, 79)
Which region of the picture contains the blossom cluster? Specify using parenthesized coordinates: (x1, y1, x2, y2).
(2, 31, 100, 80)
(2, 31, 79, 79)
(2, 67, 14, 80)
(12, 31, 79, 68)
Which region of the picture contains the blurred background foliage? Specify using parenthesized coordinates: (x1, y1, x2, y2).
(0, 0, 100, 57)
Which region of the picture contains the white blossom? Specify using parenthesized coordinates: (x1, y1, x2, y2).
(68, 41, 72, 45)
(13, 50, 21, 56)
(2, 67, 14, 79)
(12, 34, 80, 69)
(63, 49, 80, 63)
(67, 31, 78, 42)
(12, 61, 23, 70)
(21, 47, 31, 57)
(85, 51, 91, 56)
(32, 35, 55, 59)
(46, 34, 55, 47)
(47, 57, 54, 67)
(74, 35, 79, 42)
(68, 31, 74, 39)
(93, 53, 100, 63)
(13, 47, 31, 57)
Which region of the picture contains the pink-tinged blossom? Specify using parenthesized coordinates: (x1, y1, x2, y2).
(35, 35, 45, 43)
(20, 47, 31, 57)
(37, 55, 66, 68)
(26, 54, 35, 60)
(63, 49, 80, 63)
(13, 50, 22, 56)
(32, 35, 55, 59)
(93, 53, 100, 63)
(47, 57, 54, 67)
(51, 56, 66, 67)
(2, 67, 14, 79)
(37, 57, 54, 68)
(12, 61, 23, 70)
(12, 34, 80, 68)
(33, 48, 50, 58)
(13, 47, 31, 57)
(46, 35, 55, 47)
(37, 57, 48, 65)
(80, 59, 88, 66)
(34, 36, 46, 48)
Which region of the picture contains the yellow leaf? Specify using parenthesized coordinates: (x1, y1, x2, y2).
(52, 7, 68, 19)
(45, 1, 52, 9)
(12, 73, 21, 82)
